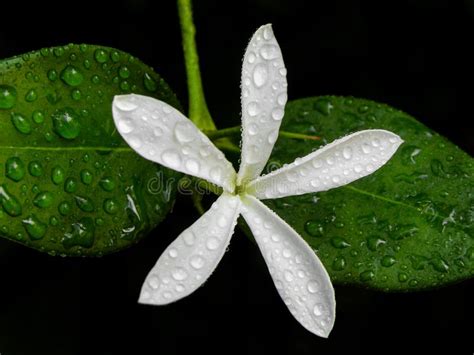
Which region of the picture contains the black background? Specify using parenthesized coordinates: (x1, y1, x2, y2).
(0, 0, 473, 354)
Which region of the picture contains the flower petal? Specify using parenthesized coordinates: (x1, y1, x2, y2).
(240, 195, 335, 337)
(248, 130, 403, 199)
(237, 24, 288, 185)
(112, 94, 236, 192)
(139, 193, 241, 305)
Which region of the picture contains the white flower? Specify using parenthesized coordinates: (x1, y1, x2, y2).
(111, 24, 403, 337)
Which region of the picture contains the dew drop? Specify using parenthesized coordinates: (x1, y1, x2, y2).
(190, 255, 205, 269)
(172, 267, 188, 281)
(381, 255, 396, 267)
(33, 191, 54, 208)
(284, 270, 294, 282)
(114, 97, 137, 111)
(307, 280, 319, 293)
(168, 248, 178, 258)
(22, 214, 47, 240)
(47, 69, 58, 81)
(28, 160, 43, 177)
(260, 44, 279, 60)
(94, 48, 108, 63)
(332, 256, 346, 271)
(11, 112, 32, 134)
(60, 65, 84, 86)
(253, 64, 268, 87)
(148, 276, 160, 289)
(75, 195, 95, 212)
(80, 169, 93, 185)
(103, 198, 118, 214)
(248, 123, 258, 135)
(117, 120, 134, 134)
(25, 89, 38, 102)
(342, 147, 352, 159)
(247, 101, 259, 117)
(143, 73, 158, 92)
(277, 93, 287, 106)
(58, 201, 71, 216)
(330, 236, 350, 249)
(183, 231, 195, 246)
(206, 237, 219, 250)
(118, 65, 130, 79)
(268, 130, 278, 144)
(271, 108, 284, 121)
(247, 52, 256, 63)
(5, 157, 25, 181)
(51, 108, 81, 139)
(32, 110, 45, 124)
(174, 121, 196, 143)
(51, 166, 65, 185)
(360, 270, 375, 282)
(161, 149, 182, 169)
(0, 184, 22, 216)
(128, 136, 142, 149)
(99, 177, 115, 191)
(263, 27, 273, 40)
(362, 143, 372, 154)
(185, 159, 200, 174)
(0, 85, 17, 109)
(313, 304, 323, 317)
(304, 220, 324, 237)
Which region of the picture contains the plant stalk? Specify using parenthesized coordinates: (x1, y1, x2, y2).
(177, 0, 216, 131)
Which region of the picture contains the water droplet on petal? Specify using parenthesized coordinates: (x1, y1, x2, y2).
(263, 27, 273, 40)
(253, 64, 268, 87)
(343, 147, 352, 159)
(247, 52, 256, 63)
(183, 231, 195, 246)
(115, 97, 137, 111)
(174, 122, 195, 143)
(247, 101, 259, 117)
(284, 270, 294, 282)
(168, 248, 178, 258)
(307, 280, 319, 293)
(206, 237, 219, 250)
(185, 159, 200, 174)
(271, 108, 284, 121)
(260, 44, 279, 60)
(277, 93, 287, 106)
(161, 149, 182, 169)
(268, 130, 278, 144)
(172, 267, 188, 281)
(313, 304, 323, 317)
(190, 255, 205, 269)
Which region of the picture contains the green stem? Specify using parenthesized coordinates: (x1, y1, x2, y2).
(205, 126, 321, 142)
(177, 0, 216, 131)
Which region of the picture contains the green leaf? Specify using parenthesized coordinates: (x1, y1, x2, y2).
(0, 44, 181, 256)
(261, 96, 473, 291)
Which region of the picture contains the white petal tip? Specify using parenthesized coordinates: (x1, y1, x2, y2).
(112, 94, 139, 112)
(257, 24, 275, 40)
(138, 291, 157, 305)
(138, 288, 170, 306)
(305, 314, 335, 338)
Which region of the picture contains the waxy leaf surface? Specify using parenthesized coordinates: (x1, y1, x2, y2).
(0, 44, 181, 256)
(260, 96, 473, 291)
